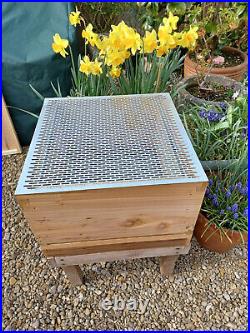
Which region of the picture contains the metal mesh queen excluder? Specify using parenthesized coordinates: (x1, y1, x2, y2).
(15, 93, 207, 195)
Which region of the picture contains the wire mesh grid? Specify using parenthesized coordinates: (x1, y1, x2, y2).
(15, 94, 207, 194)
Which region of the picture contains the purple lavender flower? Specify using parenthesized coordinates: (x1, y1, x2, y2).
(226, 190, 232, 198)
(205, 188, 210, 197)
(243, 207, 248, 217)
(227, 206, 231, 211)
(208, 179, 213, 187)
(220, 209, 225, 215)
(231, 203, 238, 213)
(229, 185, 235, 192)
(233, 213, 239, 220)
(208, 193, 213, 199)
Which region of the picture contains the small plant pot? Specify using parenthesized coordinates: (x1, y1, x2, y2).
(194, 213, 248, 253)
(184, 46, 248, 81)
(177, 74, 244, 107)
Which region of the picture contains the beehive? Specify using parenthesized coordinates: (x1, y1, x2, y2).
(15, 94, 207, 282)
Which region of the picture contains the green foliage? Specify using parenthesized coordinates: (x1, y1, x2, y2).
(69, 49, 110, 97)
(137, 2, 191, 31)
(110, 48, 184, 95)
(180, 95, 248, 162)
(186, 2, 248, 53)
(202, 172, 248, 235)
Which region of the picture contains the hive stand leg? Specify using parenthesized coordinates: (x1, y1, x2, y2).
(160, 255, 179, 276)
(62, 265, 84, 286)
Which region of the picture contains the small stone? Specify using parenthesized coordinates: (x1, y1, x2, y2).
(206, 304, 213, 312)
(4, 233, 10, 241)
(85, 308, 90, 316)
(223, 293, 231, 301)
(49, 285, 57, 295)
(57, 285, 63, 293)
(219, 268, 225, 277)
(32, 319, 39, 329)
(94, 289, 102, 295)
(9, 277, 16, 286)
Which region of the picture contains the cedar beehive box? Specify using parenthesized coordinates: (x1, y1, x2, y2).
(15, 94, 207, 260)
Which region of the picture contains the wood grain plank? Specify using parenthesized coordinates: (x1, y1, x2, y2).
(17, 182, 207, 245)
(2, 96, 22, 155)
(42, 234, 190, 256)
(54, 245, 190, 266)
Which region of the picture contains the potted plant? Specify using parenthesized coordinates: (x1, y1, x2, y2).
(177, 73, 245, 108)
(194, 172, 248, 253)
(183, 2, 248, 81)
(180, 94, 248, 171)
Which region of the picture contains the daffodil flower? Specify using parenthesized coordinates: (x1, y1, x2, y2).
(79, 55, 92, 75)
(179, 26, 198, 49)
(105, 49, 130, 67)
(69, 8, 82, 27)
(52, 33, 69, 58)
(82, 24, 98, 47)
(109, 66, 121, 78)
(79, 56, 103, 76)
(91, 59, 103, 75)
(168, 12, 179, 31)
(142, 30, 157, 53)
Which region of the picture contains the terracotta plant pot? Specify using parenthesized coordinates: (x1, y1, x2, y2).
(177, 74, 245, 108)
(184, 46, 248, 81)
(194, 213, 248, 253)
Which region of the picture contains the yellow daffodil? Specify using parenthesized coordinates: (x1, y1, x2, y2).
(158, 24, 171, 44)
(142, 30, 157, 53)
(105, 49, 130, 67)
(95, 36, 109, 55)
(125, 30, 141, 55)
(109, 21, 141, 54)
(109, 66, 121, 78)
(91, 59, 103, 75)
(79, 55, 92, 75)
(156, 43, 169, 57)
(52, 33, 69, 58)
(82, 24, 98, 47)
(157, 31, 177, 57)
(168, 12, 179, 31)
(122, 23, 141, 54)
(179, 26, 198, 49)
(69, 8, 82, 27)
(79, 56, 103, 76)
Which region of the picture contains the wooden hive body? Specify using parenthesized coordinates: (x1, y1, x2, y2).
(16, 94, 207, 269)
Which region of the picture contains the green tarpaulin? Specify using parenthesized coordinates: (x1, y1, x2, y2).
(2, 2, 77, 145)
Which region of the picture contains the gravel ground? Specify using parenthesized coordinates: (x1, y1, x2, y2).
(2, 151, 248, 331)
